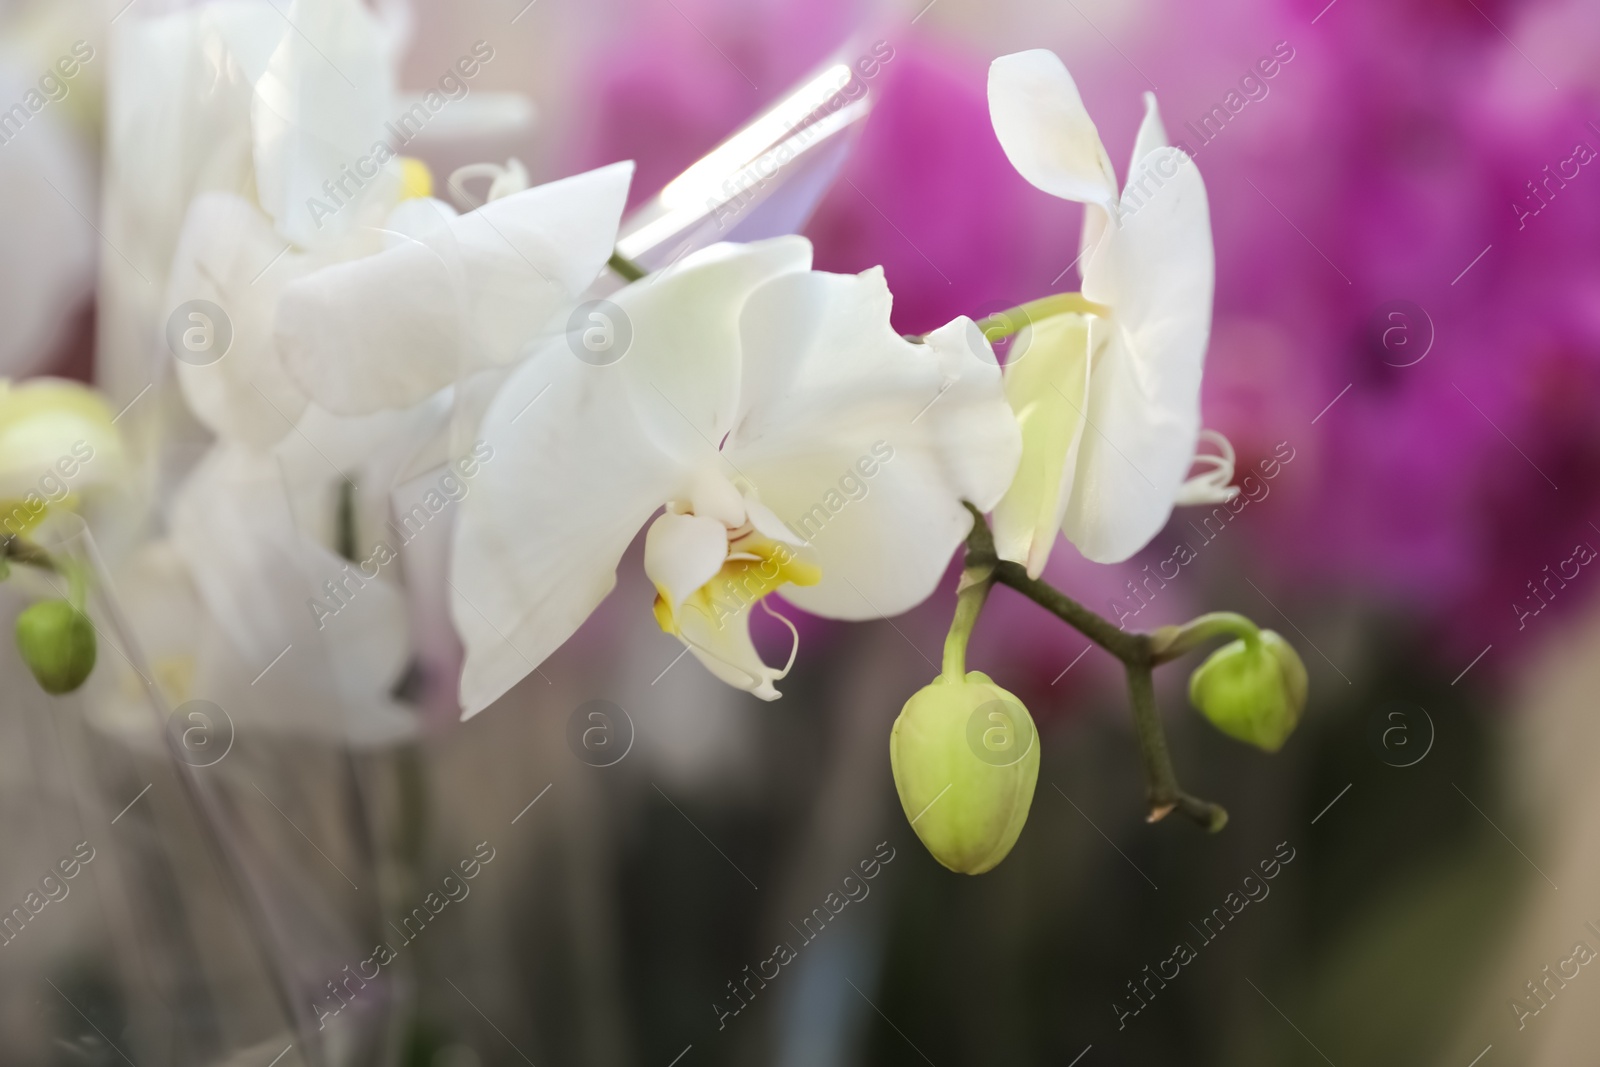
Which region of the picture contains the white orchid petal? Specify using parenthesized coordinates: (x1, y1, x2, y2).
(110, 541, 415, 747)
(1066, 148, 1214, 562)
(450, 349, 684, 718)
(383, 195, 459, 236)
(612, 236, 813, 462)
(988, 49, 1118, 209)
(727, 268, 1021, 620)
(1128, 91, 1170, 175)
(271, 395, 452, 547)
(252, 0, 397, 248)
(991, 313, 1092, 578)
(454, 161, 633, 350)
(167, 193, 315, 448)
(644, 511, 729, 612)
(207, 5, 289, 84)
(169, 446, 307, 661)
(170, 445, 410, 717)
(1078, 204, 1109, 285)
(688, 470, 747, 528)
(742, 494, 808, 547)
(278, 162, 634, 416)
(672, 597, 793, 701)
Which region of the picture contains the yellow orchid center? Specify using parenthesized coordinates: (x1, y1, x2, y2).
(653, 531, 821, 636)
(398, 157, 434, 201)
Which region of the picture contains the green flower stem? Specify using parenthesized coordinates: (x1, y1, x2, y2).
(990, 559, 1151, 663)
(1125, 662, 1228, 831)
(607, 251, 648, 282)
(1148, 611, 1261, 664)
(973, 291, 1112, 343)
(941, 561, 994, 681)
(2, 536, 57, 572)
(956, 504, 1227, 831)
(5, 537, 91, 610)
(65, 560, 88, 611)
(337, 481, 359, 564)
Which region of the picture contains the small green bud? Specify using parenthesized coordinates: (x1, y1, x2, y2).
(890, 671, 1039, 875)
(1187, 629, 1307, 752)
(16, 599, 97, 695)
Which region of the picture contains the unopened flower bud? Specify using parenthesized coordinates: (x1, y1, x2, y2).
(1187, 629, 1307, 752)
(890, 671, 1039, 874)
(16, 599, 96, 695)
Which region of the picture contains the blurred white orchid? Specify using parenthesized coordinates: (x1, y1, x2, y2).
(99, 0, 405, 408)
(105, 525, 416, 748)
(164, 193, 390, 450)
(113, 397, 453, 745)
(138, 0, 431, 450)
(987, 49, 1234, 573)
(449, 237, 1020, 716)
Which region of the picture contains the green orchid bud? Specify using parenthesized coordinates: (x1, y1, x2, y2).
(890, 671, 1039, 875)
(1187, 629, 1307, 752)
(16, 599, 97, 695)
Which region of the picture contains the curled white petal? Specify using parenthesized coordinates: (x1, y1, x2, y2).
(1174, 429, 1240, 506)
(673, 596, 798, 702)
(447, 159, 531, 208)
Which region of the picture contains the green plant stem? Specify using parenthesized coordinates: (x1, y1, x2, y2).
(337, 481, 358, 563)
(991, 559, 1151, 662)
(941, 564, 994, 681)
(973, 291, 1112, 343)
(956, 503, 1227, 831)
(1148, 611, 1260, 664)
(2, 536, 57, 572)
(1125, 663, 1228, 831)
(607, 251, 647, 282)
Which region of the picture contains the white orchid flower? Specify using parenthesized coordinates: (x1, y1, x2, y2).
(449, 236, 1021, 717)
(988, 49, 1234, 573)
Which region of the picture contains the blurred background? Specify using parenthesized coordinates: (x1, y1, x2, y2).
(3, 0, 1600, 1063)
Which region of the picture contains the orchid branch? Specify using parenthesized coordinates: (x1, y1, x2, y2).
(607, 251, 648, 282)
(955, 503, 1228, 831)
(2, 535, 58, 573)
(940, 545, 995, 680)
(972, 291, 1112, 342)
(1148, 612, 1261, 664)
